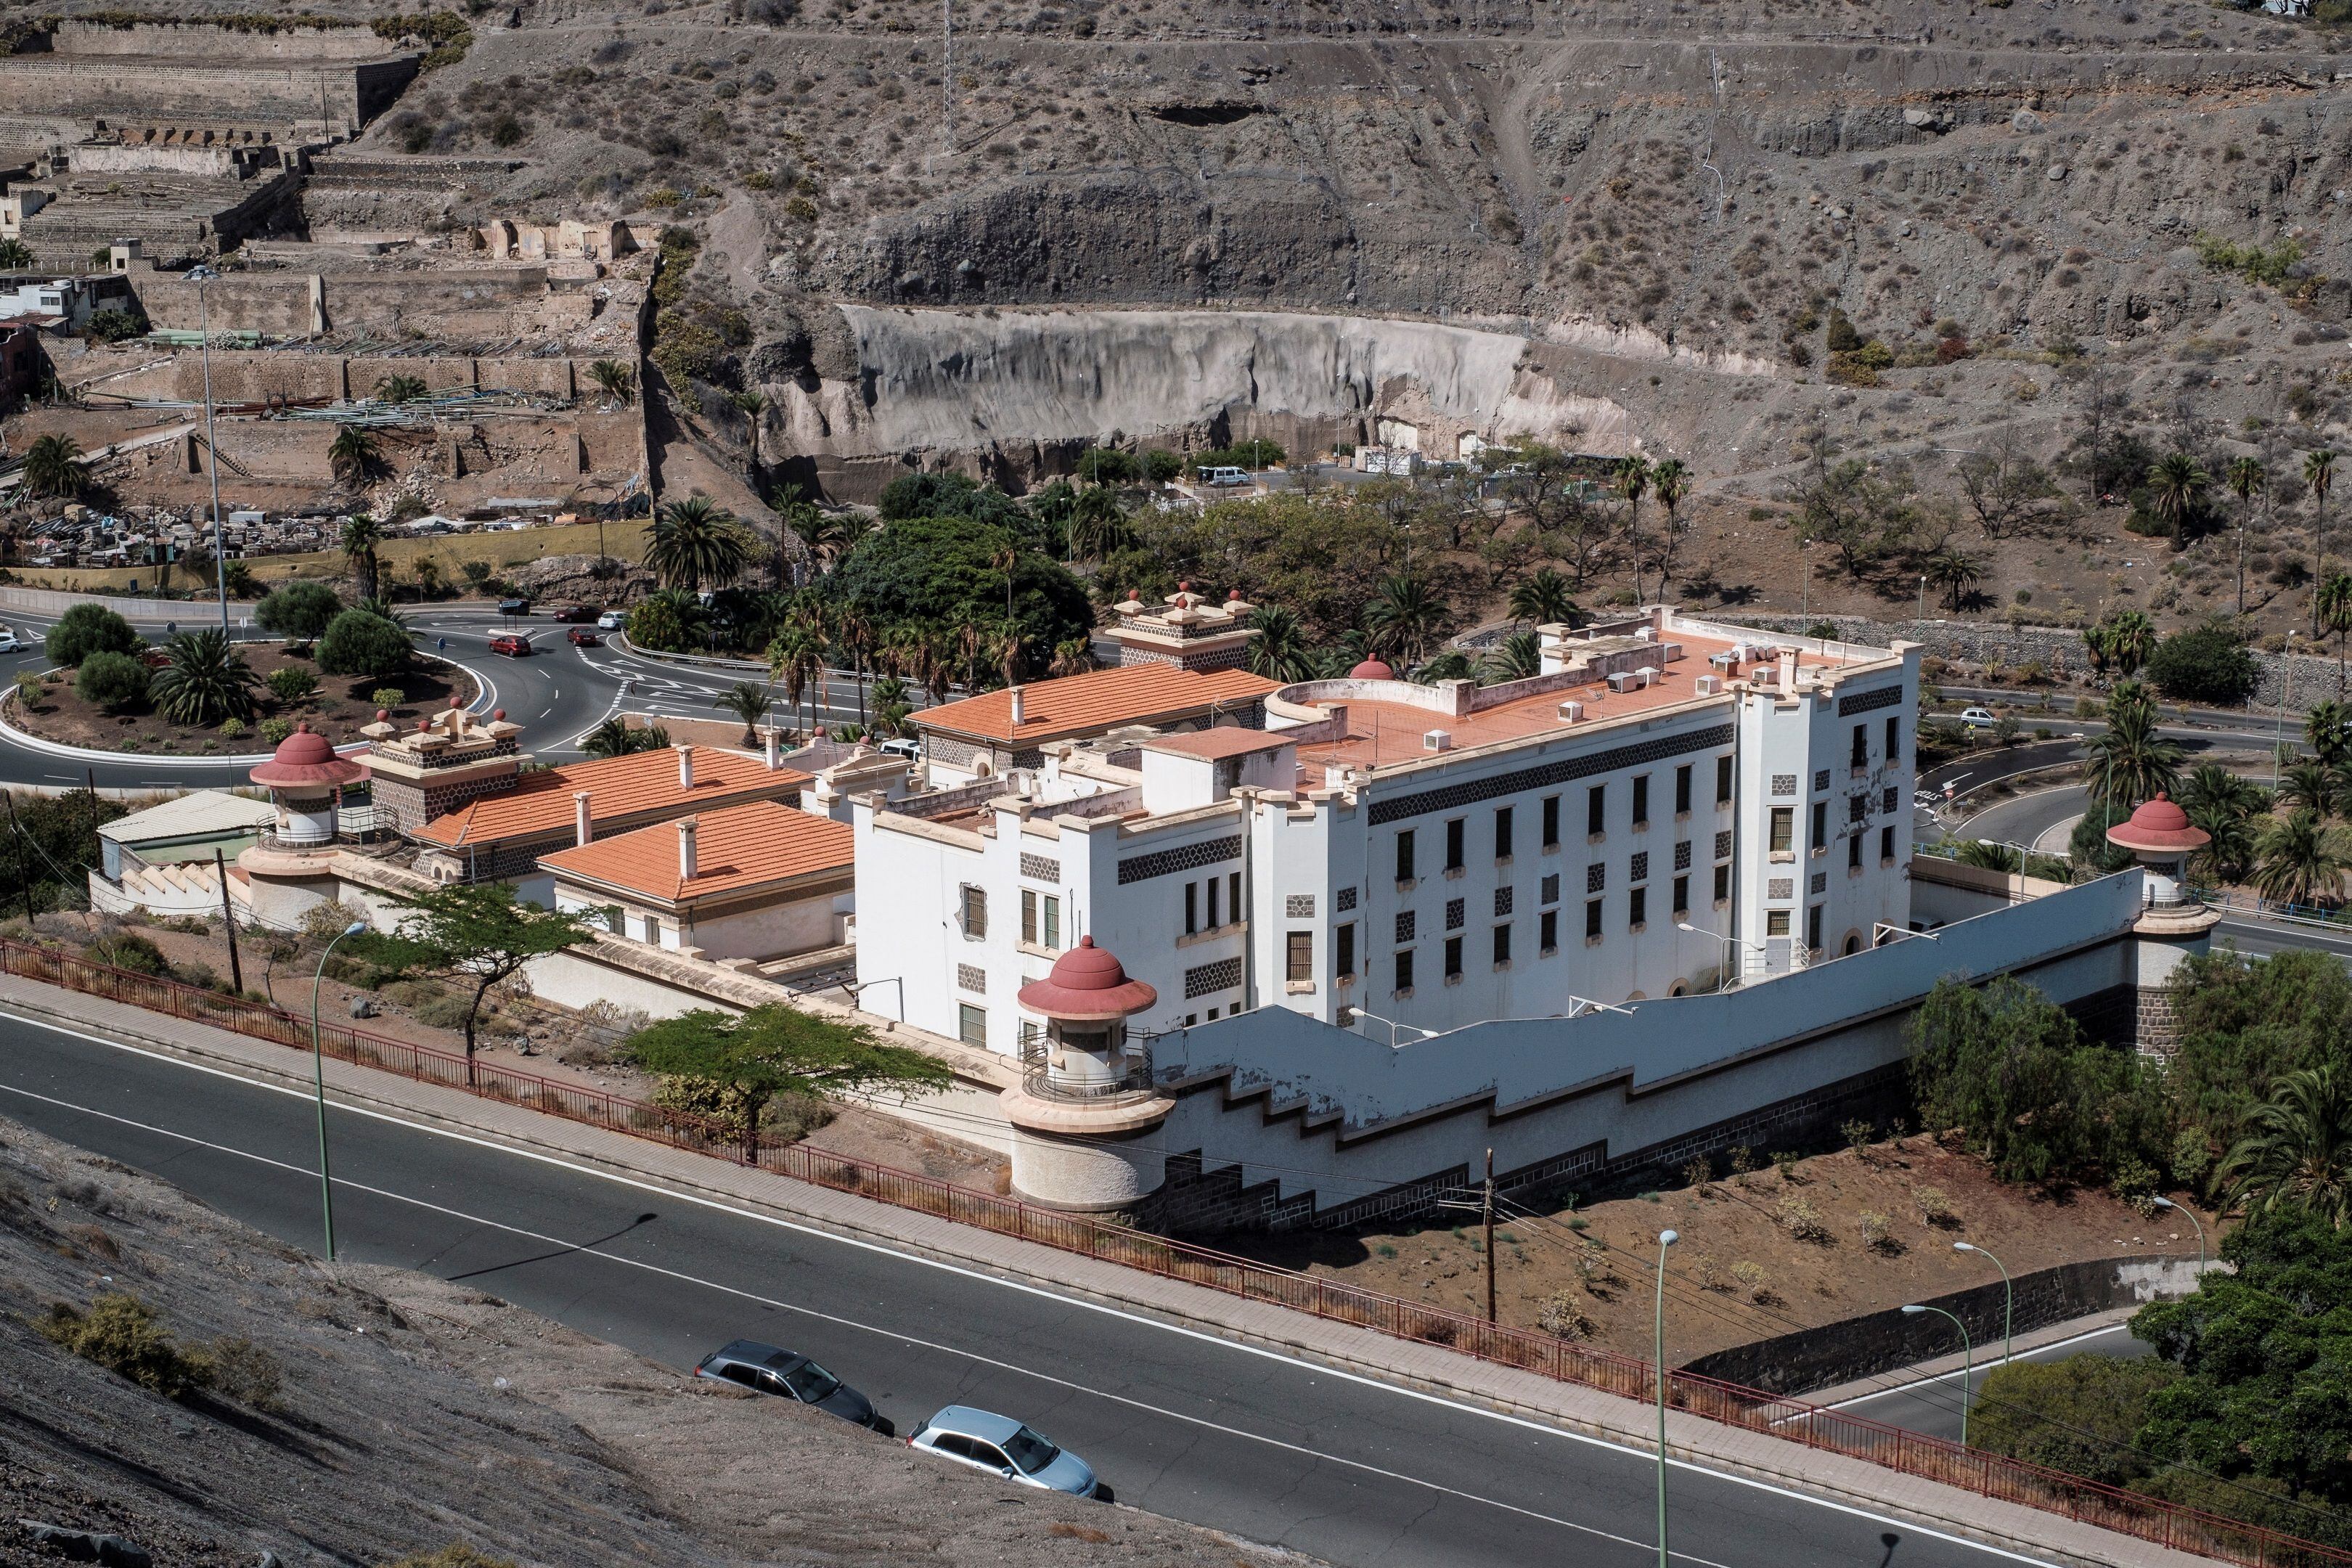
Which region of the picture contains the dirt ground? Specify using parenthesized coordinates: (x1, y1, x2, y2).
(0, 1115, 1311, 1568)
(12, 642, 473, 756)
(1223, 1134, 2214, 1365)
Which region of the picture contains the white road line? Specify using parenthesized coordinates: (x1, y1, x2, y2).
(0, 1010, 2071, 1568)
(1813, 1325, 2133, 1413)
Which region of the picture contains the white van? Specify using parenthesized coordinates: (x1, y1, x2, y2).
(1200, 466, 1251, 487)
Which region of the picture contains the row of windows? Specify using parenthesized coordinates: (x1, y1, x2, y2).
(1393, 759, 1736, 881)
(1182, 871, 1245, 936)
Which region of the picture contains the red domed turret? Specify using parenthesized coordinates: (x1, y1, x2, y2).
(2107, 793, 2208, 854)
(1017, 935, 1159, 1022)
(249, 721, 364, 787)
(1349, 658, 1395, 680)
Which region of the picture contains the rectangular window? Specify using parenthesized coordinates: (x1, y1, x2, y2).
(1540, 910, 1559, 952)
(1587, 784, 1606, 836)
(1206, 875, 1220, 929)
(1629, 886, 1647, 928)
(1022, 889, 1038, 945)
(1445, 817, 1466, 871)
(1495, 806, 1514, 860)
(1851, 722, 1869, 769)
(1848, 834, 1863, 870)
(1493, 923, 1511, 964)
(1881, 824, 1896, 862)
(1044, 895, 1061, 950)
(1673, 875, 1690, 916)
(642, 912, 661, 944)
(1714, 863, 1731, 902)
(1229, 871, 1242, 924)
(1286, 931, 1313, 984)
(1185, 881, 1199, 936)
(1540, 873, 1560, 905)
(958, 1003, 987, 1048)
(1397, 829, 1416, 883)
(1766, 910, 1792, 938)
(1542, 794, 1561, 849)
(1336, 921, 1356, 977)
(960, 885, 987, 939)
(1769, 807, 1794, 853)
(1808, 904, 1824, 950)
(600, 904, 623, 934)
(1675, 764, 1693, 815)
(1632, 775, 1650, 828)
(1886, 715, 1902, 765)
(1585, 899, 1604, 939)
(1396, 948, 1416, 993)
(1716, 754, 1734, 804)
(1444, 934, 1464, 978)
(1810, 801, 1828, 849)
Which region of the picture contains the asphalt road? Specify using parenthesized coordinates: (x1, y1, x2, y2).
(0, 1010, 2071, 1568)
(1817, 1323, 2155, 1446)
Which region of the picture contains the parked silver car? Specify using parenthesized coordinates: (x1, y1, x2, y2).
(908, 1405, 1103, 1499)
(693, 1339, 888, 1432)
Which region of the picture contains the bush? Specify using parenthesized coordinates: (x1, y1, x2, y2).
(83, 307, 146, 344)
(1535, 1289, 1596, 1339)
(83, 932, 168, 976)
(2145, 623, 2259, 706)
(34, 1294, 214, 1399)
(1911, 1185, 1954, 1225)
(377, 1549, 520, 1568)
(267, 666, 318, 703)
(217, 716, 244, 740)
(254, 581, 343, 641)
(1732, 1261, 1773, 1303)
(45, 603, 138, 668)
(317, 609, 413, 679)
(1777, 1194, 1833, 1242)
(1974, 1354, 2179, 1488)
(74, 650, 150, 713)
(258, 717, 295, 746)
(208, 1336, 282, 1409)
(371, 687, 407, 710)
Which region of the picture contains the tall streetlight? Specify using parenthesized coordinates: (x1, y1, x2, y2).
(1676, 921, 1765, 989)
(1653, 1228, 1678, 1568)
(1953, 1241, 2012, 1365)
(184, 264, 232, 636)
(2276, 629, 2300, 788)
(311, 919, 368, 1260)
(1338, 1005, 1435, 1047)
(1901, 1303, 1972, 1447)
(2149, 1195, 2207, 1274)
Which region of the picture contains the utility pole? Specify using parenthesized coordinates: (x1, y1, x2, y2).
(6, 796, 31, 926)
(214, 846, 243, 995)
(1482, 1147, 1497, 1324)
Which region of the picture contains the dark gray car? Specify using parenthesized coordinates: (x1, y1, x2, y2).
(693, 1340, 889, 1433)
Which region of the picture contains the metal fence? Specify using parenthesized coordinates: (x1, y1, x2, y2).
(6, 932, 2343, 1568)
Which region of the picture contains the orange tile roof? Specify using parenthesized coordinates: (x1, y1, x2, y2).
(417, 746, 813, 849)
(916, 664, 1281, 746)
(538, 799, 852, 905)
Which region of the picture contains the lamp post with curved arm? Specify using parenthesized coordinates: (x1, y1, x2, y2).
(311, 920, 368, 1260)
(1654, 1228, 1678, 1568)
(2150, 1195, 2206, 1274)
(1953, 1241, 2012, 1365)
(1902, 1303, 1972, 1447)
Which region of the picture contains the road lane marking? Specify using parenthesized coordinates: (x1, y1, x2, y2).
(1818, 1325, 2133, 1413)
(0, 1019, 2068, 1567)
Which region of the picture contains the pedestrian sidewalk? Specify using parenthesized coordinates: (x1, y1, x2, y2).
(0, 973, 2217, 1568)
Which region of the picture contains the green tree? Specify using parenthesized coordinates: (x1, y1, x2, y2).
(1649, 457, 1692, 597)
(1480, 630, 1543, 684)
(1614, 454, 1654, 601)
(820, 515, 1093, 666)
(2251, 809, 2350, 909)
(711, 679, 775, 746)
(2084, 608, 2157, 681)
(254, 581, 344, 642)
(316, 608, 413, 679)
(1794, 457, 1910, 579)
(621, 1003, 954, 1161)
(2311, 698, 2352, 768)
(581, 717, 669, 758)
(150, 629, 258, 725)
(73, 650, 149, 713)
(2321, 574, 2352, 695)
(1245, 605, 1317, 682)
(589, 359, 636, 406)
(2280, 760, 2341, 821)
(44, 603, 136, 668)
(1927, 547, 1985, 612)
(2082, 682, 2183, 808)
(337, 514, 386, 605)
(2145, 622, 2259, 706)
(624, 590, 696, 653)
(1506, 566, 1578, 628)
(2178, 763, 2269, 883)
(2215, 1066, 2352, 1228)
(2227, 456, 2266, 616)
(645, 495, 754, 592)
(0, 239, 31, 270)
(21, 434, 91, 499)
(373, 373, 428, 404)
(1363, 573, 1450, 666)
(767, 622, 828, 733)
(1973, 1354, 2180, 1489)
(369, 883, 596, 1079)
(2147, 452, 2210, 541)
(1068, 485, 1132, 560)
(327, 425, 380, 486)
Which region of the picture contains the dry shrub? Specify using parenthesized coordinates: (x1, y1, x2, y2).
(1911, 1185, 1956, 1226)
(1732, 1261, 1775, 1304)
(1690, 1253, 1728, 1292)
(35, 1293, 213, 1399)
(1777, 1194, 1832, 1243)
(1858, 1210, 1901, 1254)
(209, 1335, 284, 1410)
(1537, 1289, 1598, 1339)
(1049, 1522, 1111, 1544)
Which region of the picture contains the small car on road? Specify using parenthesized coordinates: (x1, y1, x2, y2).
(487, 634, 534, 657)
(1958, 706, 1999, 730)
(553, 603, 600, 624)
(0, 626, 21, 654)
(694, 1340, 886, 1432)
(908, 1405, 1101, 1498)
(566, 628, 602, 647)
(597, 610, 627, 631)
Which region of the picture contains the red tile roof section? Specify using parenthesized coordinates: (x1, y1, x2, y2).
(416, 747, 812, 849)
(538, 799, 852, 905)
(915, 664, 1280, 745)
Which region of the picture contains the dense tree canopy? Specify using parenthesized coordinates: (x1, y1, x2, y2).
(821, 515, 1090, 664)
(2168, 947, 2352, 1148)
(316, 608, 415, 679)
(2144, 621, 2260, 706)
(44, 604, 137, 669)
(254, 581, 345, 642)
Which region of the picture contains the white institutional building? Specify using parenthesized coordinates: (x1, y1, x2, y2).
(853, 599, 1921, 1068)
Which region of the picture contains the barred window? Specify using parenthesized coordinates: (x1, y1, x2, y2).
(1540, 873, 1560, 905)
(1849, 793, 1869, 824)
(1714, 830, 1734, 860)
(1494, 886, 1514, 917)
(1336, 885, 1358, 912)
(1673, 839, 1692, 871)
(1882, 786, 1900, 814)
(1586, 862, 1606, 894)
(1445, 897, 1465, 931)
(1813, 769, 1830, 793)
(1629, 851, 1649, 883)
(1771, 773, 1797, 796)
(1395, 909, 1416, 943)
(1810, 871, 1828, 895)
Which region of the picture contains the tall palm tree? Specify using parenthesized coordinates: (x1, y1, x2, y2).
(2147, 452, 2209, 541)
(0, 238, 33, 270)
(340, 514, 385, 604)
(767, 623, 828, 735)
(2081, 682, 2183, 807)
(327, 425, 380, 486)
(20, 434, 89, 499)
(992, 624, 1025, 690)
(2280, 759, 2339, 820)
(1069, 486, 1132, 560)
(645, 494, 754, 591)
(1363, 573, 1449, 665)
(2321, 572, 2352, 695)
(1479, 630, 1543, 684)
(1927, 547, 1984, 612)
(711, 680, 776, 746)
(150, 629, 259, 725)
(2217, 1065, 2352, 1228)
(2227, 455, 2266, 616)
(2087, 608, 2157, 682)
(2310, 448, 2340, 630)
(589, 359, 636, 407)
(1245, 605, 1316, 681)
(2309, 698, 2352, 768)
(1649, 457, 1691, 597)
(1507, 566, 1578, 629)
(2251, 809, 2351, 909)
(1615, 454, 1654, 603)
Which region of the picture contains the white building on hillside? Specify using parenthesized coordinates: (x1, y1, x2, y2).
(851, 608, 1919, 1061)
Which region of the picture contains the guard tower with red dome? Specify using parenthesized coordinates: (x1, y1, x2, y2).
(248, 721, 366, 847)
(1000, 936, 1173, 1212)
(2106, 793, 2222, 1053)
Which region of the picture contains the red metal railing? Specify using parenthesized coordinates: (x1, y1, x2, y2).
(7, 934, 2342, 1568)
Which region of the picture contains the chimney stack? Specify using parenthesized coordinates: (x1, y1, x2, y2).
(1777, 647, 1799, 690)
(573, 791, 592, 847)
(677, 743, 695, 791)
(763, 724, 782, 770)
(1009, 685, 1026, 727)
(678, 817, 698, 880)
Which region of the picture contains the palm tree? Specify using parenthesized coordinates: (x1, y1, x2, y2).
(2228, 455, 2266, 616)
(2310, 448, 2340, 630)
(1954, 839, 2025, 873)
(2081, 682, 2183, 807)
(2309, 698, 2352, 767)
(993, 624, 1026, 690)
(1479, 630, 1543, 684)
(1245, 605, 1317, 682)
(150, 629, 259, 725)
(2217, 1065, 2352, 1228)
(767, 623, 828, 735)
(645, 494, 754, 591)
(372, 374, 429, 405)
(1926, 548, 1984, 612)
(2083, 608, 2155, 682)
(2147, 452, 2209, 540)
(0, 238, 32, 271)
(2251, 809, 2351, 909)
(2281, 759, 2339, 820)
(327, 425, 380, 486)
(1413, 650, 1477, 685)
(340, 514, 385, 603)
(1507, 567, 1578, 629)
(20, 434, 90, 499)
(1069, 486, 1133, 560)
(2321, 573, 2352, 695)
(1649, 457, 1691, 597)
(582, 717, 669, 758)
(1615, 454, 1654, 602)
(589, 359, 636, 407)
(711, 680, 775, 746)
(1050, 637, 1095, 677)
(1363, 573, 1449, 665)
(870, 674, 914, 738)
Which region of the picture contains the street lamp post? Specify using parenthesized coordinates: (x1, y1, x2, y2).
(2150, 1195, 2207, 1274)
(1654, 1228, 1679, 1568)
(184, 264, 232, 636)
(1954, 1241, 2012, 1365)
(1902, 1303, 1972, 1446)
(310, 920, 368, 1261)
(1676, 921, 1765, 989)
(1339, 1005, 1434, 1047)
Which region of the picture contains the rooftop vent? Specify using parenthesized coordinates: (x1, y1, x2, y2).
(1557, 700, 1585, 724)
(1694, 675, 1723, 696)
(1422, 730, 1453, 753)
(1606, 671, 1641, 693)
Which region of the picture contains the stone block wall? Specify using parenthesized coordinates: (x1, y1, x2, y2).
(138, 274, 318, 336)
